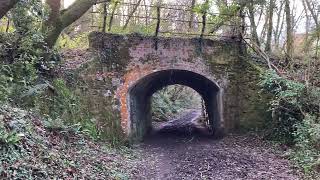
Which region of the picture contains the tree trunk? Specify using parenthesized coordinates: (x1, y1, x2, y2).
(265, 0, 274, 53)
(44, 0, 100, 48)
(108, 1, 119, 32)
(285, 0, 293, 60)
(260, 15, 268, 45)
(143, 0, 148, 26)
(0, 0, 19, 19)
(304, 0, 319, 27)
(200, 0, 209, 39)
(102, 3, 108, 32)
(304, 0, 319, 56)
(123, 0, 143, 30)
(247, 1, 260, 46)
(189, 0, 196, 30)
(6, 16, 10, 32)
(274, 1, 284, 50)
(302, 0, 310, 50)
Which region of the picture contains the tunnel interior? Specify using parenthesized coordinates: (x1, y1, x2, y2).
(151, 84, 203, 124)
(128, 69, 222, 140)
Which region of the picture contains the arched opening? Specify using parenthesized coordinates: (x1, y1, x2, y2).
(151, 85, 204, 134)
(128, 69, 223, 140)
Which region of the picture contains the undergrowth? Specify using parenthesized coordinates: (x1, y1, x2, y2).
(0, 1, 104, 143)
(0, 105, 140, 179)
(56, 32, 90, 50)
(260, 70, 320, 174)
(36, 79, 100, 140)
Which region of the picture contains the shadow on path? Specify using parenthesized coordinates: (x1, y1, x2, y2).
(134, 111, 301, 180)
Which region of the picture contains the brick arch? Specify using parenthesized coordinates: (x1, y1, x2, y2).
(72, 32, 269, 142)
(118, 68, 224, 140)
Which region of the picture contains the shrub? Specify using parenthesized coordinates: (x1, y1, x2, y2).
(37, 79, 100, 140)
(0, 1, 58, 105)
(260, 70, 306, 144)
(260, 70, 320, 173)
(293, 115, 320, 172)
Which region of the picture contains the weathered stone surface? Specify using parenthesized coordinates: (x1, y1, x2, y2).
(63, 32, 269, 141)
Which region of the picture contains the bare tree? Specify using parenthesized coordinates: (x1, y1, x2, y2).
(285, 0, 293, 59)
(102, 3, 108, 32)
(265, 0, 274, 52)
(189, 0, 196, 29)
(247, 0, 260, 46)
(302, 0, 310, 49)
(273, 0, 284, 50)
(123, 0, 143, 30)
(304, 0, 320, 56)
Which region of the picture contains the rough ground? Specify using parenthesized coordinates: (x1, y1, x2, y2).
(1, 106, 304, 179)
(153, 110, 210, 135)
(134, 110, 302, 180)
(0, 105, 143, 179)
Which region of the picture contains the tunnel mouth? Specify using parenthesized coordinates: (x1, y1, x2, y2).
(128, 69, 223, 141)
(150, 85, 211, 137)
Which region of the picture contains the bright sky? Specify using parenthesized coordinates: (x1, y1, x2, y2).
(64, 0, 75, 8)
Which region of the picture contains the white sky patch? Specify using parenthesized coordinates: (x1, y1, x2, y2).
(64, 0, 75, 8)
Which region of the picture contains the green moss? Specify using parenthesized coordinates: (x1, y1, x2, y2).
(236, 59, 272, 131)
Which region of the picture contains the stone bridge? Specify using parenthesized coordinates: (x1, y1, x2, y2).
(64, 32, 268, 141)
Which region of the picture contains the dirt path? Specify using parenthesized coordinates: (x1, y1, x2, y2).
(153, 110, 205, 135)
(134, 111, 301, 180)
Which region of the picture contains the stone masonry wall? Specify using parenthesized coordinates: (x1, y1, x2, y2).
(62, 32, 269, 140)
